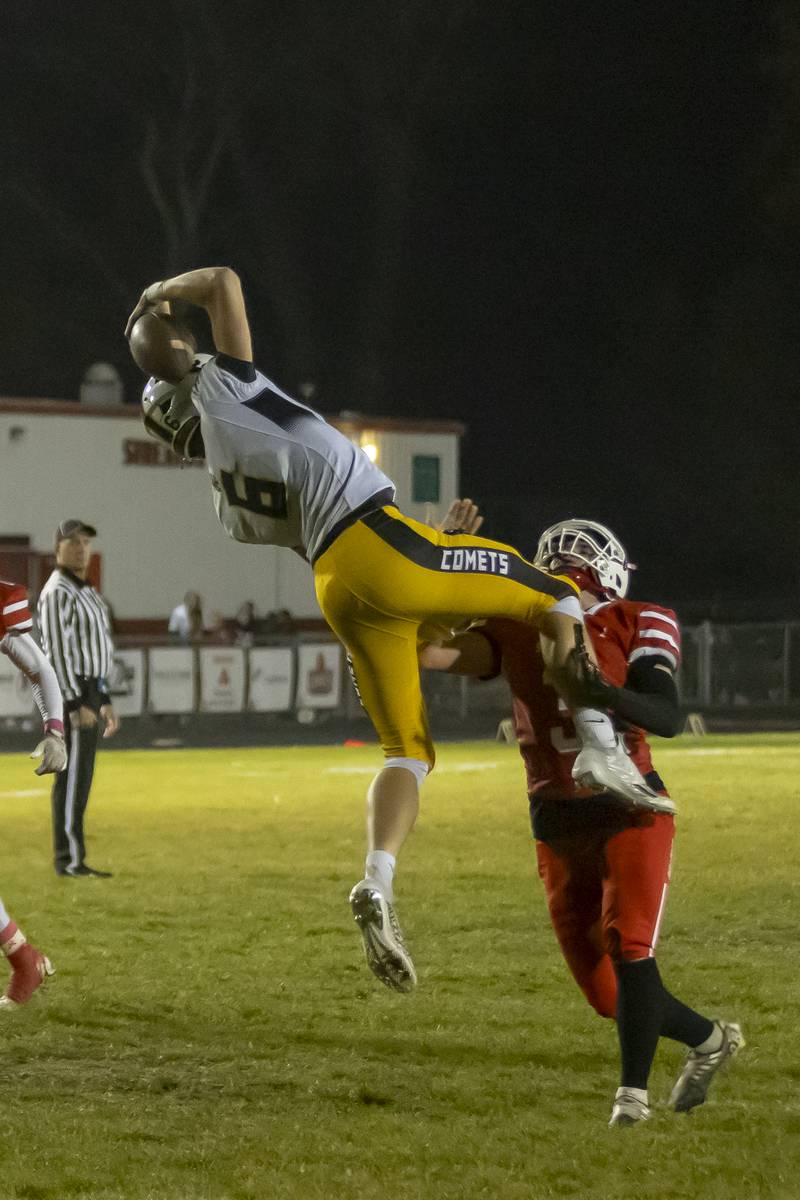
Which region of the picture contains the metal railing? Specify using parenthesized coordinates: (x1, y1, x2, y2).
(677, 621, 800, 709)
(418, 620, 800, 723)
(3, 621, 798, 736)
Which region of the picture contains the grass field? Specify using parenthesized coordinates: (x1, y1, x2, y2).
(0, 733, 798, 1200)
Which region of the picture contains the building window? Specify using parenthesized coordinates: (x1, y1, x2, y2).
(412, 455, 440, 503)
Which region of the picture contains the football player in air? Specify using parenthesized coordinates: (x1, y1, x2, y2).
(420, 512, 743, 1125)
(125, 266, 666, 994)
(0, 579, 66, 1007)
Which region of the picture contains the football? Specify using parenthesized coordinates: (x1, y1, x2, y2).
(128, 311, 197, 383)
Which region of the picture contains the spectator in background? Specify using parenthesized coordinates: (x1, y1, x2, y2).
(234, 601, 257, 647)
(168, 591, 205, 642)
(261, 608, 294, 636)
(206, 610, 233, 644)
(275, 608, 293, 633)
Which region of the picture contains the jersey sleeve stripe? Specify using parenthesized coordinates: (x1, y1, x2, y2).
(5, 616, 33, 630)
(638, 628, 680, 651)
(2, 599, 30, 616)
(639, 610, 679, 630)
(628, 645, 678, 670)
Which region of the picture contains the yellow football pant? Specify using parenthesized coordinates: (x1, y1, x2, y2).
(313, 506, 577, 767)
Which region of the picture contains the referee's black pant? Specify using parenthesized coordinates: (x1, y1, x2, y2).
(51, 716, 100, 874)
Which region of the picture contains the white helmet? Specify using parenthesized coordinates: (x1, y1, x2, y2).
(535, 519, 635, 599)
(141, 354, 213, 459)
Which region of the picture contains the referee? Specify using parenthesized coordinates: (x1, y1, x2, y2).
(37, 519, 119, 878)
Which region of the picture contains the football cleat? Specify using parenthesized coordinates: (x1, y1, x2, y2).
(573, 738, 676, 814)
(608, 1089, 650, 1127)
(66, 864, 113, 878)
(669, 1021, 744, 1113)
(349, 879, 417, 994)
(0, 945, 55, 1008)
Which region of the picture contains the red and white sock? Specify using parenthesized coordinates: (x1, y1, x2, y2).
(0, 920, 27, 958)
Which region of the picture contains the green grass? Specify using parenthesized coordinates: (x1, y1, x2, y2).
(0, 733, 798, 1199)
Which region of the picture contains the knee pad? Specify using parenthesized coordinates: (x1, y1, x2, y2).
(384, 757, 430, 786)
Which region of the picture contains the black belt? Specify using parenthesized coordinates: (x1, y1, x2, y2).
(311, 487, 395, 564)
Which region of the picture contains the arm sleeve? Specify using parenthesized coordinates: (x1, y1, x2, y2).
(37, 590, 82, 702)
(605, 656, 681, 738)
(1, 632, 64, 730)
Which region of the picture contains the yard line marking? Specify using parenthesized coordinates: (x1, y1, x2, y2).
(0, 789, 47, 798)
(230, 770, 279, 778)
(323, 762, 500, 776)
(658, 747, 797, 757)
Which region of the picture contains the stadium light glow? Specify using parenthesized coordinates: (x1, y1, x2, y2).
(360, 435, 379, 462)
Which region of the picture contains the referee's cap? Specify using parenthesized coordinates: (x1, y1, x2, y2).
(55, 518, 97, 543)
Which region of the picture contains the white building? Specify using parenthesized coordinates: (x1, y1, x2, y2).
(0, 397, 463, 621)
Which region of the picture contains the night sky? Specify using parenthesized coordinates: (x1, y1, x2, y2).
(1, 3, 797, 619)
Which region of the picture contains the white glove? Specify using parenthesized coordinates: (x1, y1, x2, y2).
(31, 731, 67, 775)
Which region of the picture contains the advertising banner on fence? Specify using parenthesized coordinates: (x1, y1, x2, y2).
(148, 648, 195, 713)
(295, 643, 342, 709)
(0, 654, 35, 718)
(199, 647, 246, 712)
(108, 650, 145, 717)
(248, 647, 294, 712)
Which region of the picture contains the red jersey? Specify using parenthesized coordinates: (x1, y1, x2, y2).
(0, 580, 33, 637)
(484, 600, 681, 800)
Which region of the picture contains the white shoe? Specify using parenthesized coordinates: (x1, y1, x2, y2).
(573, 737, 676, 814)
(669, 1020, 744, 1112)
(349, 879, 417, 994)
(608, 1089, 650, 1127)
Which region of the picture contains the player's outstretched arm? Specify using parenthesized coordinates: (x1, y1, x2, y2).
(591, 657, 681, 738)
(554, 633, 681, 738)
(1, 632, 67, 774)
(125, 267, 252, 362)
(418, 630, 497, 677)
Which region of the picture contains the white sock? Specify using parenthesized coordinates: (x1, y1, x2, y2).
(573, 707, 618, 750)
(693, 1023, 723, 1054)
(0, 898, 9, 930)
(365, 851, 396, 901)
(616, 1086, 648, 1104)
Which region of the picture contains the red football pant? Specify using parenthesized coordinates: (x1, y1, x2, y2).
(535, 814, 675, 1018)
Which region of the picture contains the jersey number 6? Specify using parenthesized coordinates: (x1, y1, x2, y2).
(220, 470, 288, 519)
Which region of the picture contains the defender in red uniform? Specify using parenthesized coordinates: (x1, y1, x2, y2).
(422, 514, 743, 1126)
(0, 580, 66, 1008)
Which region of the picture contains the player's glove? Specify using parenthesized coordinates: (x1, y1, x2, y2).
(31, 731, 67, 776)
(562, 627, 616, 709)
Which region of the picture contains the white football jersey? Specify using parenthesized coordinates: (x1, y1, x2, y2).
(193, 356, 395, 561)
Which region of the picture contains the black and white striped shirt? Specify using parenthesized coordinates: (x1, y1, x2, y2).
(37, 568, 114, 705)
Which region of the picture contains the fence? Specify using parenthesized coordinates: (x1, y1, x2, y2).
(419, 620, 800, 725)
(0, 639, 344, 722)
(1, 622, 799, 732)
(676, 621, 800, 710)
